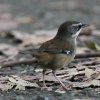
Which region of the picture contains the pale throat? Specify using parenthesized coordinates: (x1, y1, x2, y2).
(72, 29, 82, 44)
(72, 29, 82, 39)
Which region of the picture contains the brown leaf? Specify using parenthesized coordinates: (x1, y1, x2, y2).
(0, 82, 15, 91)
(21, 75, 38, 81)
(85, 68, 95, 79)
(73, 80, 100, 88)
(15, 84, 25, 90)
(9, 75, 39, 88)
(39, 75, 66, 83)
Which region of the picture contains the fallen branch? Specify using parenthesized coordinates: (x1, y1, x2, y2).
(0, 53, 100, 68)
(0, 59, 37, 68)
(75, 52, 100, 59)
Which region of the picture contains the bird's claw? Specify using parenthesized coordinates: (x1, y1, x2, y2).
(41, 86, 52, 91)
(60, 84, 73, 91)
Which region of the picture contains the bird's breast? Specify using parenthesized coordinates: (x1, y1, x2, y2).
(50, 53, 75, 70)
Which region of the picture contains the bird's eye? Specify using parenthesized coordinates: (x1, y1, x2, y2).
(78, 25, 82, 29)
(74, 26, 79, 31)
(74, 25, 81, 31)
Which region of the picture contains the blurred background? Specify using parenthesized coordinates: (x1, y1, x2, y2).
(0, 0, 100, 33)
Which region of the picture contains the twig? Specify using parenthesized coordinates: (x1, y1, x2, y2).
(75, 52, 100, 59)
(0, 59, 36, 68)
(0, 53, 100, 68)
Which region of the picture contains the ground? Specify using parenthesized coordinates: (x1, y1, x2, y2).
(0, 0, 100, 100)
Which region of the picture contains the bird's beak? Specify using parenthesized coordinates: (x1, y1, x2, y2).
(81, 24, 89, 28)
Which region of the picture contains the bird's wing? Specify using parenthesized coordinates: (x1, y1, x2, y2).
(39, 38, 72, 55)
(33, 38, 73, 65)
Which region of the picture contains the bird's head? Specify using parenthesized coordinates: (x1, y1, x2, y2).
(56, 21, 89, 39)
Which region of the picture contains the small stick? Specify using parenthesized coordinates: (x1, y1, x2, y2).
(0, 53, 100, 68)
(75, 52, 100, 59)
(0, 59, 36, 68)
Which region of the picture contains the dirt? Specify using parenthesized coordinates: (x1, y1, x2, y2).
(0, 0, 100, 100)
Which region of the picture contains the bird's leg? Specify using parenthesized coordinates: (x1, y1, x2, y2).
(42, 69, 47, 88)
(52, 70, 71, 90)
(41, 69, 52, 91)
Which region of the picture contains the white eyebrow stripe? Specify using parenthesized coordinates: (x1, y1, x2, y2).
(72, 23, 82, 26)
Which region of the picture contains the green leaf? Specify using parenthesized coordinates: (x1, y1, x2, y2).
(85, 42, 100, 51)
(95, 43, 100, 51)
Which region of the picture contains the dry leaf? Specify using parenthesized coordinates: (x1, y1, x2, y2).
(9, 76, 39, 88)
(67, 70, 85, 77)
(39, 75, 66, 83)
(21, 75, 38, 81)
(91, 72, 100, 80)
(15, 84, 25, 90)
(85, 68, 95, 79)
(73, 80, 100, 88)
(0, 82, 15, 91)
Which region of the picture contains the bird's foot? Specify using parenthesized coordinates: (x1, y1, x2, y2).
(60, 84, 73, 91)
(41, 86, 52, 91)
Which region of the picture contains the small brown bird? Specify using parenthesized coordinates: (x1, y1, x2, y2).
(33, 21, 88, 90)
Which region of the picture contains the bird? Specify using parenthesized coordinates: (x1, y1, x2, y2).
(33, 21, 88, 90)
